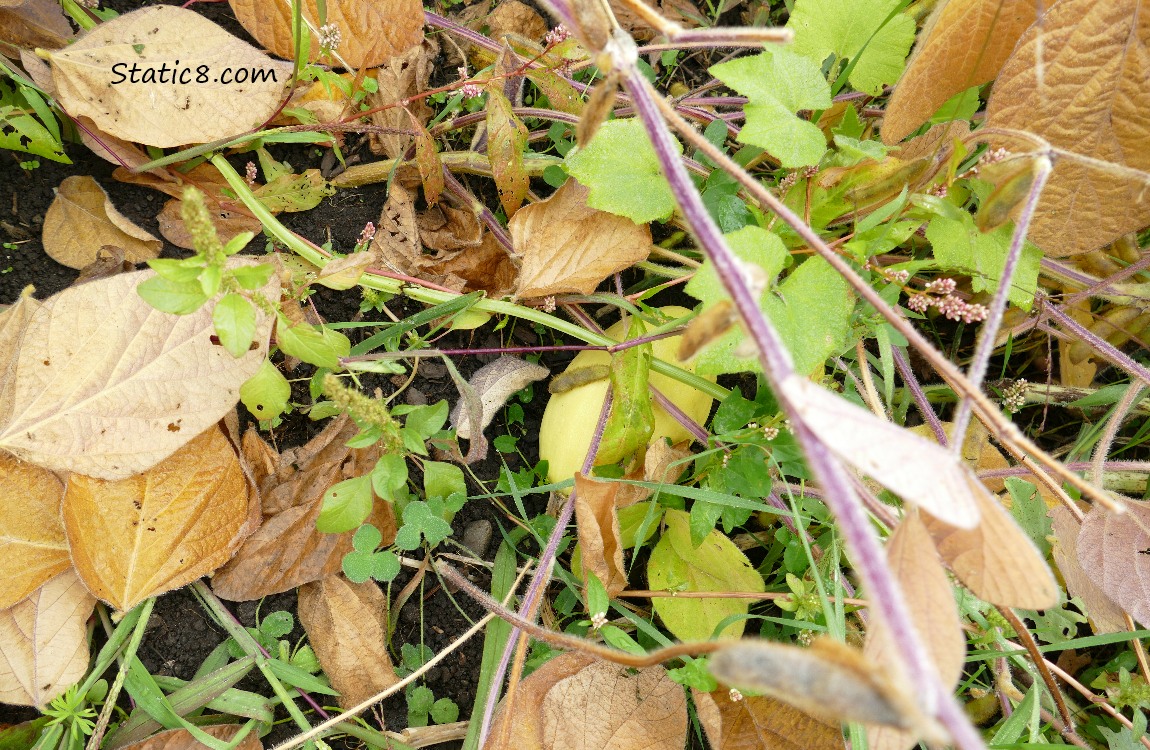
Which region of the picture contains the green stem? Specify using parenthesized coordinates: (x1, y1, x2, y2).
(209, 155, 729, 402)
(85, 599, 155, 750)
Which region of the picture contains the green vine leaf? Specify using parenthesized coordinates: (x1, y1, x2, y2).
(925, 211, 1041, 310)
(565, 118, 679, 223)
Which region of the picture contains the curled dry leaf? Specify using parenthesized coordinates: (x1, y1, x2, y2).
(510, 179, 652, 299)
(693, 688, 843, 750)
(438, 233, 519, 298)
(780, 376, 981, 529)
(63, 425, 259, 611)
(0, 451, 69, 609)
(709, 638, 922, 732)
(881, 0, 1037, 144)
(487, 652, 687, 750)
(574, 473, 627, 598)
(1077, 500, 1150, 628)
(0, 569, 96, 708)
(46, 6, 293, 148)
(0, 262, 279, 479)
(229, 0, 424, 68)
(43, 175, 162, 269)
(211, 416, 395, 601)
(0, 0, 73, 49)
(298, 575, 399, 712)
(367, 39, 438, 160)
(984, 0, 1150, 256)
(418, 202, 483, 252)
(1050, 506, 1126, 633)
(449, 356, 549, 440)
(922, 489, 1059, 609)
(118, 724, 262, 750)
(864, 511, 965, 750)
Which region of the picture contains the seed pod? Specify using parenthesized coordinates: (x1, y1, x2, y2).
(975, 155, 1046, 232)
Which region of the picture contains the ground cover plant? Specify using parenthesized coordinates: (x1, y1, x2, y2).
(1, 0, 1149, 748)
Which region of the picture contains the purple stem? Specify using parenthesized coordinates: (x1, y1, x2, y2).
(979, 461, 1150, 477)
(1043, 298, 1150, 388)
(1064, 252, 1150, 304)
(892, 347, 948, 446)
(950, 157, 1052, 452)
(441, 168, 514, 254)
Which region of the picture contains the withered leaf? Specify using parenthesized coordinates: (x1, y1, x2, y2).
(984, 0, 1150, 256)
(486, 652, 592, 750)
(0, 292, 40, 428)
(882, 0, 1037, 144)
(418, 202, 483, 253)
(298, 575, 399, 711)
(0, 0, 73, 50)
(693, 688, 843, 750)
(574, 473, 627, 598)
(510, 179, 652, 299)
(118, 725, 262, 750)
(367, 39, 438, 160)
(922, 489, 1059, 609)
(438, 232, 519, 298)
(47, 6, 293, 148)
(0, 451, 69, 609)
(1050, 506, 1126, 633)
(1077, 500, 1150, 627)
(0, 569, 96, 708)
(487, 88, 530, 218)
(229, 0, 424, 68)
(449, 356, 549, 440)
(43, 175, 162, 269)
(211, 416, 396, 601)
(0, 263, 278, 479)
(63, 426, 259, 611)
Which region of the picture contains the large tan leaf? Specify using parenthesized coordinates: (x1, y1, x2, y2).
(509, 180, 652, 299)
(297, 575, 399, 711)
(229, 0, 424, 68)
(487, 652, 593, 750)
(0, 263, 279, 479)
(0, 452, 69, 609)
(0, 569, 96, 708)
(119, 725, 262, 750)
(1050, 506, 1126, 633)
(922, 489, 1059, 609)
(211, 417, 395, 601)
(63, 426, 259, 611)
(693, 688, 843, 750)
(882, 0, 1037, 144)
(43, 175, 162, 269)
(0, 292, 41, 428)
(46, 6, 293, 148)
(864, 511, 965, 750)
(574, 473, 627, 598)
(1077, 500, 1150, 627)
(0, 0, 73, 49)
(984, 0, 1150, 256)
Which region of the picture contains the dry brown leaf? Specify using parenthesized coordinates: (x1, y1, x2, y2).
(438, 232, 519, 298)
(865, 511, 965, 750)
(487, 88, 530, 218)
(890, 121, 972, 164)
(118, 725, 262, 750)
(230, 0, 423, 68)
(63, 426, 259, 611)
(0, 263, 278, 479)
(0, 292, 41, 435)
(418, 203, 483, 252)
(480, 0, 550, 43)
(316, 249, 379, 290)
(211, 416, 395, 601)
(42, 175, 162, 269)
(486, 651, 593, 750)
(984, 0, 1150, 256)
(366, 39, 437, 159)
(1050, 506, 1126, 633)
(922, 489, 1059, 609)
(0, 0, 73, 49)
(46, 6, 292, 148)
(882, 0, 1037, 144)
(0, 569, 96, 708)
(510, 179, 651, 299)
(1077, 500, 1150, 627)
(574, 473, 627, 598)
(74, 246, 136, 286)
(298, 575, 399, 711)
(615, 439, 692, 508)
(609, 0, 702, 41)
(450, 357, 549, 440)
(693, 688, 843, 750)
(0, 451, 69, 609)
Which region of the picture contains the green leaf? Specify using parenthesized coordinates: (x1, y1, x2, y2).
(787, 0, 916, 95)
(254, 170, 333, 213)
(493, 434, 518, 453)
(585, 571, 609, 616)
(925, 213, 1041, 310)
(371, 550, 401, 582)
(317, 475, 374, 533)
(240, 358, 291, 422)
(667, 658, 718, 692)
(424, 461, 465, 502)
(431, 697, 459, 724)
(596, 316, 655, 466)
(404, 400, 449, 440)
(148, 257, 205, 283)
(764, 256, 854, 376)
(710, 47, 831, 167)
(136, 276, 209, 315)
(371, 454, 409, 502)
(259, 611, 294, 639)
(394, 501, 453, 550)
(647, 509, 764, 641)
(407, 684, 435, 720)
(1005, 478, 1052, 558)
(231, 263, 274, 289)
(352, 523, 383, 553)
(341, 550, 376, 583)
(599, 625, 646, 656)
(0, 80, 69, 163)
(212, 293, 257, 358)
(276, 320, 351, 369)
(565, 118, 679, 223)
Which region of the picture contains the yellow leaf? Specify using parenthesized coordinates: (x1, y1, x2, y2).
(63, 426, 259, 611)
(693, 688, 843, 750)
(984, 0, 1150, 256)
(0, 451, 69, 608)
(43, 175, 161, 269)
(574, 474, 628, 598)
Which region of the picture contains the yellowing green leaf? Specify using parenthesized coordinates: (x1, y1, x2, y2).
(788, 0, 916, 95)
(647, 509, 764, 641)
(596, 316, 654, 466)
(710, 47, 831, 168)
(487, 88, 529, 217)
(566, 119, 679, 223)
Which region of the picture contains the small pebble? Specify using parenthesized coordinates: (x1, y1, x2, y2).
(405, 387, 427, 406)
(460, 519, 492, 559)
